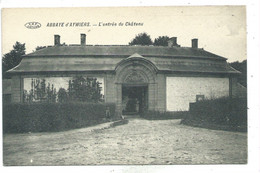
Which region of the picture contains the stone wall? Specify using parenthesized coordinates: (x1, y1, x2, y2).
(105, 74, 116, 103)
(166, 76, 229, 111)
(11, 75, 22, 102)
(9, 73, 236, 114)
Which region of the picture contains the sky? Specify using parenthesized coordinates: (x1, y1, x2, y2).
(1, 6, 246, 62)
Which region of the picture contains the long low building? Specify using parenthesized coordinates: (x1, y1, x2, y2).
(7, 34, 240, 115)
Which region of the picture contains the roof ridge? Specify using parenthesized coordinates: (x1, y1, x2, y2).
(42, 44, 192, 47)
(24, 45, 226, 60)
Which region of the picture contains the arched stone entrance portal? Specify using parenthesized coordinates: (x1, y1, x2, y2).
(122, 73, 148, 114)
(115, 53, 158, 115)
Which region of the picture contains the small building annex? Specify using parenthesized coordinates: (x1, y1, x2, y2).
(7, 34, 240, 115)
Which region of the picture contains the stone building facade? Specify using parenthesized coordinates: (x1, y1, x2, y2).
(7, 34, 240, 115)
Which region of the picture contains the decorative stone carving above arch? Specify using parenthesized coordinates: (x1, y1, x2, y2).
(124, 70, 147, 84)
(115, 53, 158, 84)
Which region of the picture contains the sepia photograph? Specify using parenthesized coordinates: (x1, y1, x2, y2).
(1, 5, 250, 167)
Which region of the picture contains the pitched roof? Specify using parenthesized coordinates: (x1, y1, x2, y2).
(8, 56, 239, 75)
(8, 45, 239, 75)
(25, 45, 226, 60)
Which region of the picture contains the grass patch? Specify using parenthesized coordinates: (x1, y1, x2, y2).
(181, 119, 247, 132)
(110, 119, 129, 127)
(141, 111, 188, 120)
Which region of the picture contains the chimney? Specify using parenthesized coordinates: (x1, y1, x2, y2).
(81, 33, 86, 45)
(168, 37, 179, 47)
(54, 35, 60, 46)
(192, 38, 198, 48)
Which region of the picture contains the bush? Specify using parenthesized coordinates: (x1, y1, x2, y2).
(3, 102, 115, 133)
(182, 97, 247, 131)
(141, 110, 188, 120)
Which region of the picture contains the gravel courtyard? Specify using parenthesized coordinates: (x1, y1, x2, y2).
(3, 118, 247, 165)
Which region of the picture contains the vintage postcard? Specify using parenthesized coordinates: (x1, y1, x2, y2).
(1, 5, 252, 170)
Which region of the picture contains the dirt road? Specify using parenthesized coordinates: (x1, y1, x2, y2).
(3, 119, 247, 165)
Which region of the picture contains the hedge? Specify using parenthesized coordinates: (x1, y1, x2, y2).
(182, 97, 247, 131)
(3, 102, 115, 133)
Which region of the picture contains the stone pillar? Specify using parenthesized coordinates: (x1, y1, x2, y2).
(105, 74, 116, 103)
(148, 83, 157, 110)
(157, 74, 166, 112)
(115, 83, 122, 116)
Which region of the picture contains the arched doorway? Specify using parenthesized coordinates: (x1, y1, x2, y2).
(115, 54, 158, 115)
(122, 85, 148, 114)
(122, 71, 149, 114)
